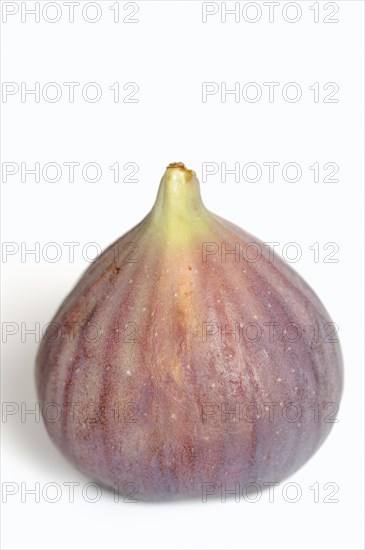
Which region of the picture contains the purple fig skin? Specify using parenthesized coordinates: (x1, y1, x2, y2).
(36, 163, 343, 500)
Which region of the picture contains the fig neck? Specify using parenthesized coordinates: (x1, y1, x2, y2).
(150, 163, 211, 244)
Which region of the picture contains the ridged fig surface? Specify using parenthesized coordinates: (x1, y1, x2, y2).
(36, 163, 343, 500)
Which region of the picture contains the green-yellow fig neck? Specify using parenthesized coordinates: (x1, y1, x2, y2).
(149, 162, 212, 245)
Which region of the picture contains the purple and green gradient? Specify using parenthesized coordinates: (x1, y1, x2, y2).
(36, 163, 343, 500)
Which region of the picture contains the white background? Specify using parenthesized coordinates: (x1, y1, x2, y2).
(1, 1, 364, 549)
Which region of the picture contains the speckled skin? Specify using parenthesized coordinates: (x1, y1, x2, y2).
(36, 164, 343, 500)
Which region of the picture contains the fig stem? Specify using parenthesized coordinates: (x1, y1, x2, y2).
(150, 162, 210, 243)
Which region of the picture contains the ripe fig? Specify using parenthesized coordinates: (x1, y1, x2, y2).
(36, 162, 343, 500)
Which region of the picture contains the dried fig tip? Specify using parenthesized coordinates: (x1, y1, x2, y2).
(167, 162, 186, 169)
(166, 162, 196, 180)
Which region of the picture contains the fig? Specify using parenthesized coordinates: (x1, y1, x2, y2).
(36, 162, 343, 500)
